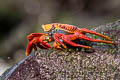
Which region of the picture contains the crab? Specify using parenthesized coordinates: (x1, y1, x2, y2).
(25, 23, 115, 56)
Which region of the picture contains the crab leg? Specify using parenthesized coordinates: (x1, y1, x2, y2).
(79, 33, 114, 44)
(53, 41, 62, 50)
(53, 33, 92, 49)
(53, 33, 67, 48)
(80, 28, 112, 41)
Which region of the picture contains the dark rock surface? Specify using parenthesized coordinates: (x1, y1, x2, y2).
(0, 20, 120, 80)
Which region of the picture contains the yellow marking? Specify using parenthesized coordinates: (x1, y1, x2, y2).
(42, 24, 53, 32)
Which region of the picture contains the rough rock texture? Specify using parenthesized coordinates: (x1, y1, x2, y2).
(0, 20, 120, 80)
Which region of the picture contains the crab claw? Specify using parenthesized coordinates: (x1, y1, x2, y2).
(27, 33, 47, 41)
(25, 33, 51, 56)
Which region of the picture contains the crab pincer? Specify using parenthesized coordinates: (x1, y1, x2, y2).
(25, 33, 51, 56)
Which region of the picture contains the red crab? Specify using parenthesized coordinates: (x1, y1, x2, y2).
(25, 23, 114, 56)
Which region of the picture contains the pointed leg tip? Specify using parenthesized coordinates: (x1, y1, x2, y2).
(88, 46, 92, 49)
(25, 52, 30, 56)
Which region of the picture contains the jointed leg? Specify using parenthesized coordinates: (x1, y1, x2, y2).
(53, 33, 92, 49)
(53, 33, 67, 48)
(80, 28, 112, 41)
(79, 34, 114, 44)
(53, 41, 62, 50)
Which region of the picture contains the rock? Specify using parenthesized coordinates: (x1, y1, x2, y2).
(1, 20, 120, 80)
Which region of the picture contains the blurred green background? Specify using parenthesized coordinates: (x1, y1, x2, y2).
(0, 0, 120, 75)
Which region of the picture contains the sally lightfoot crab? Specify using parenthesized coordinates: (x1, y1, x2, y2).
(25, 23, 115, 56)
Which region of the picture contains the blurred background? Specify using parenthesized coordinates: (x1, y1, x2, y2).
(0, 0, 120, 75)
